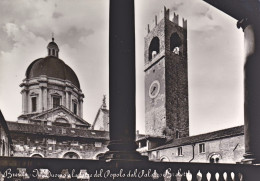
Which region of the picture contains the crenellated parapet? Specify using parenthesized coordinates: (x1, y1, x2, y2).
(146, 7, 187, 34)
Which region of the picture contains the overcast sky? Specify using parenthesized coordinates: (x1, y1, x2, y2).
(0, 0, 244, 135)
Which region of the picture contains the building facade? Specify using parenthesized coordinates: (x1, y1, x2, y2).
(144, 7, 189, 138)
(147, 126, 244, 163)
(0, 111, 13, 157)
(137, 8, 245, 163)
(8, 38, 109, 159)
(91, 96, 109, 132)
(8, 122, 108, 159)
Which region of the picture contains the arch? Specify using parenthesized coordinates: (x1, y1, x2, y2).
(208, 152, 222, 163)
(61, 151, 81, 159)
(30, 153, 44, 158)
(93, 153, 105, 160)
(149, 37, 160, 61)
(160, 156, 170, 162)
(170, 33, 182, 53)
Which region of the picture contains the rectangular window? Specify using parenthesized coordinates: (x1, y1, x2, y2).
(178, 147, 183, 156)
(176, 131, 180, 139)
(32, 97, 37, 112)
(73, 102, 77, 115)
(53, 97, 61, 108)
(71, 141, 78, 146)
(199, 143, 205, 153)
(62, 128, 66, 134)
(94, 142, 102, 147)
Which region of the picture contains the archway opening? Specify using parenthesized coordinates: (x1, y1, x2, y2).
(63, 152, 80, 159)
(170, 33, 182, 54)
(149, 37, 160, 61)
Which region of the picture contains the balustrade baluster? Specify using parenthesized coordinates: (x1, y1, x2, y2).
(176, 170, 182, 181)
(215, 172, 220, 181)
(238, 173, 243, 181)
(186, 170, 192, 181)
(164, 168, 172, 181)
(231, 172, 235, 181)
(77, 169, 90, 180)
(206, 172, 211, 181)
(38, 168, 50, 180)
(197, 170, 202, 181)
(223, 172, 227, 181)
(0, 172, 4, 181)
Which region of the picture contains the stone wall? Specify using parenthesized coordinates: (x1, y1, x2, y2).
(144, 16, 189, 137)
(0, 125, 11, 156)
(11, 132, 108, 159)
(148, 135, 244, 163)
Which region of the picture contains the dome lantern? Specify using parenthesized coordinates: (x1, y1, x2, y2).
(47, 35, 59, 57)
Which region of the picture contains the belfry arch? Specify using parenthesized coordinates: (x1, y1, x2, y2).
(148, 37, 160, 61)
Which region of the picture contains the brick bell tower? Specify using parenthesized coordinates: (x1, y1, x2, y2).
(144, 7, 189, 138)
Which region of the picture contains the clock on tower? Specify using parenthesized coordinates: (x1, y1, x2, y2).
(144, 8, 189, 138)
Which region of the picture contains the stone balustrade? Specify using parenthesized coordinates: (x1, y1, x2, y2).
(0, 157, 259, 180)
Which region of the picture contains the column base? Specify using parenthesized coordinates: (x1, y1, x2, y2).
(99, 150, 148, 162)
(241, 152, 259, 164)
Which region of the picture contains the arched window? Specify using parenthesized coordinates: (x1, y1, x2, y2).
(149, 37, 160, 61)
(209, 153, 221, 163)
(94, 153, 104, 160)
(63, 152, 80, 159)
(170, 33, 182, 54)
(160, 156, 170, 162)
(31, 153, 44, 158)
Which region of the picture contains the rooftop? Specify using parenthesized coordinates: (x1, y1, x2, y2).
(7, 122, 109, 141)
(149, 125, 244, 151)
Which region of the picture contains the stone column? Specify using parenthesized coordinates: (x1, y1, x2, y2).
(39, 87, 43, 112)
(21, 89, 28, 114)
(65, 89, 71, 110)
(100, 0, 146, 161)
(44, 88, 48, 110)
(238, 19, 260, 164)
(79, 97, 83, 118)
(66, 91, 69, 108)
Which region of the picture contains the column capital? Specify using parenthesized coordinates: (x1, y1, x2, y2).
(65, 87, 72, 93)
(21, 88, 29, 93)
(79, 96, 84, 102)
(39, 83, 47, 88)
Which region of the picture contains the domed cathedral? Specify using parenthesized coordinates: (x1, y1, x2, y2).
(6, 37, 109, 159)
(18, 37, 89, 129)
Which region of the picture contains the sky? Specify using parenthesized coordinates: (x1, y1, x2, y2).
(0, 0, 244, 136)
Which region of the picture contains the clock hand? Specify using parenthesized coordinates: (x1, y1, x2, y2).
(151, 86, 156, 94)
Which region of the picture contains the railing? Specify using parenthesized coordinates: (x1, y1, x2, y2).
(0, 157, 259, 181)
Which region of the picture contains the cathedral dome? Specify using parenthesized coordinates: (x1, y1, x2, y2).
(25, 39, 80, 89)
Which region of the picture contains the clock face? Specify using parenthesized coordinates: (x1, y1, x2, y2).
(149, 80, 160, 98)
